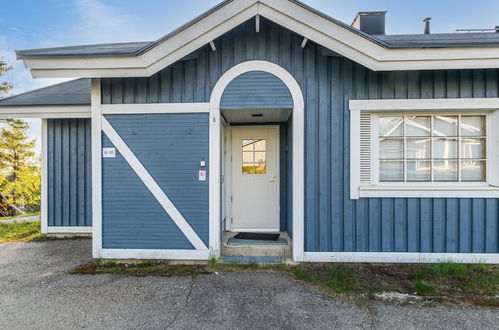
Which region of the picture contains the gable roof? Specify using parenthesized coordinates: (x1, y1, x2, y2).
(17, 0, 499, 78)
(0, 79, 90, 107)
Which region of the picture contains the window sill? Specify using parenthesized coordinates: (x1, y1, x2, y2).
(358, 183, 499, 198)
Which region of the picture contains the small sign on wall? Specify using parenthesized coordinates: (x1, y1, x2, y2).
(103, 148, 116, 158)
(199, 170, 206, 181)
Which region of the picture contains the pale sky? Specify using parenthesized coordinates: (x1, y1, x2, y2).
(2, 0, 499, 155)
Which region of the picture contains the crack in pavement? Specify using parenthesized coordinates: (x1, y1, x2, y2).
(166, 278, 196, 328)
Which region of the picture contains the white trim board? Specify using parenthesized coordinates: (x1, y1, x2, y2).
(101, 103, 210, 115)
(47, 227, 93, 234)
(100, 249, 210, 260)
(0, 105, 90, 118)
(350, 98, 499, 112)
(209, 60, 305, 261)
(91, 78, 103, 258)
(22, 0, 499, 78)
(304, 252, 499, 264)
(41, 119, 48, 234)
(101, 117, 208, 250)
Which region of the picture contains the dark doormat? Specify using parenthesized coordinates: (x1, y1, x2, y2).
(234, 232, 280, 241)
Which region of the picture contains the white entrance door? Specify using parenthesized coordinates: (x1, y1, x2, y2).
(230, 126, 279, 232)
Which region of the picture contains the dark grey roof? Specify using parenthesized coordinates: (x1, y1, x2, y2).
(14, 0, 499, 60)
(375, 32, 499, 48)
(0, 79, 90, 107)
(16, 42, 151, 59)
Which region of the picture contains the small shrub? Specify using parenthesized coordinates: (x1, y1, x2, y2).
(414, 278, 436, 295)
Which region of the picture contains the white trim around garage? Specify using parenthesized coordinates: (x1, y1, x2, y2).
(209, 60, 305, 262)
(101, 117, 208, 251)
(100, 249, 210, 260)
(304, 252, 499, 264)
(47, 226, 93, 234)
(91, 78, 103, 258)
(41, 119, 48, 234)
(101, 103, 210, 115)
(0, 105, 90, 119)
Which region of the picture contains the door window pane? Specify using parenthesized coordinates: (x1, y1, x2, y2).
(461, 116, 485, 137)
(379, 116, 404, 137)
(434, 115, 458, 136)
(242, 139, 266, 175)
(407, 116, 431, 136)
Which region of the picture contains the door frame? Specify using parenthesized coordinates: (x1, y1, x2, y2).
(209, 60, 305, 261)
(226, 125, 280, 233)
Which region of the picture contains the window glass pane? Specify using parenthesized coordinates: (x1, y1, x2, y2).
(461, 160, 485, 181)
(380, 161, 404, 181)
(433, 160, 458, 181)
(406, 138, 431, 159)
(434, 116, 458, 136)
(406, 116, 431, 136)
(242, 152, 254, 163)
(254, 152, 266, 164)
(407, 160, 431, 181)
(242, 140, 256, 151)
(380, 138, 404, 159)
(461, 116, 485, 137)
(379, 116, 404, 137)
(242, 165, 255, 174)
(255, 163, 267, 174)
(434, 138, 458, 159)
(460, 138, 485, 159)
(254, 139, 266, 151)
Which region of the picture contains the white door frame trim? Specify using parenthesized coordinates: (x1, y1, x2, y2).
(209, 60, 305, 261)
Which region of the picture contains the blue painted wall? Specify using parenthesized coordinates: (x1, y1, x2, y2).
(102, 114, 209, 249)
(47, 119, 92, 227)
(102, 17, 499, 254)
(221, 71, 293, 109)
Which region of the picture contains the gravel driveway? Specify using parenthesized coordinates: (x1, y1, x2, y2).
(0, 240, 497, 330)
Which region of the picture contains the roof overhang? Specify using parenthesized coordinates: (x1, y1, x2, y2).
(0, 105, 90, 119)
(19, 0, 499, 78)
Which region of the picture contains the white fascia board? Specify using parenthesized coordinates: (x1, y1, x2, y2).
(350, 98, 499, 112)
(304, 252, 499, 264)
(101, 103, 209, 114)
(47, 227, 93, 234)
(23, 0, 499, 78)
(100, 249, 210, 260)
(0, 105, 91, 118)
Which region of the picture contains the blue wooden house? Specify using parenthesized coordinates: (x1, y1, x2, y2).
(2, 0, 499, 263)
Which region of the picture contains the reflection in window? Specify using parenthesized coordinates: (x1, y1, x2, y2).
(242, 139, 266, 174)
(379, 115, 486, 182)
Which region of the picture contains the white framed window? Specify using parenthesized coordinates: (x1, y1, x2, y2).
(349, 98, 499, 199)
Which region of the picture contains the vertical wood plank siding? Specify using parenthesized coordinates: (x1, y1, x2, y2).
(102, 114, 209, 249)
(102, 17, 499, 253)
(47, 119, 92, 227)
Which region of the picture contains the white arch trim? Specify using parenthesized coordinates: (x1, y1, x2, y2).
(209, 60, 305, 261)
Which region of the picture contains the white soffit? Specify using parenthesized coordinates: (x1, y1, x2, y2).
(22, 0, 499, 78)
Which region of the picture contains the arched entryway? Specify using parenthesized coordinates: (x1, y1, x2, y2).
(209, 61, 305, 261)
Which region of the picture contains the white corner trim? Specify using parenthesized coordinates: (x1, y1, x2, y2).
(0, 105, 90, 119)
(100, 249, 210, 260)
(303, 252, 499, 264)
(101, 103, 209, 115)
(91, 78, 103, 258)
(350, 110, 360, 200)
(41, 119, 48, 234)
(101, 117, 208, 250)
(209, 60, 305, 262)
(23, 0, 499, 78)
(349, 98, 499, 112)
(47, 226, 93, 234)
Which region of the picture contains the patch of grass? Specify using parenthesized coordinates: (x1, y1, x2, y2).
(136, 260, 154, 268)
(0, 221, 43, 242)
(414, 278, 436, 295)
(0, 212, 41, 221)
(294, 264, 363, 293)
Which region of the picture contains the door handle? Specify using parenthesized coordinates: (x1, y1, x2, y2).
(269, 176, 277, 183)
